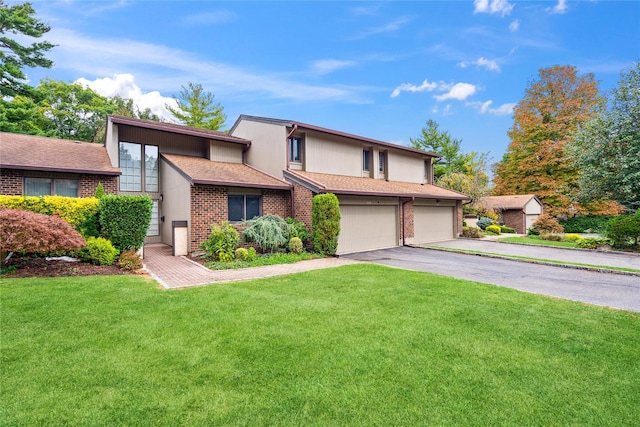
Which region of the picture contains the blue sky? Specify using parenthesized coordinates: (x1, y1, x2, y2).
(16, 0, 640, 166)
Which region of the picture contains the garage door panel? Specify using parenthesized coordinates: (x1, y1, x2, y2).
(414, 206, 454, 243)
(338, 205, 397, 254)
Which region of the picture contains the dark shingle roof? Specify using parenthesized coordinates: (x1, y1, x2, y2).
(0, 132, 120, 175)
(285, 170, 469, 200)
(162, 154, 290, 190)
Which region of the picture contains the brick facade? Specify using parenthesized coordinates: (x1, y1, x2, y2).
(0, 169, 117, 198)
(292, 182, 314, 232)
(500, 209, 526, 234)
(456, 200, 464, 236)
(400, 198, 414, 243)
(189, 184, 293, 253)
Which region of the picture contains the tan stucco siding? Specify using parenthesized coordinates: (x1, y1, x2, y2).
(210, 140, 243, 163)
(305, 133, 362, 176)
(159, 158, 191, 247)
(105, 118, 119, 168)
(387, 151, 425, 183)
(232, 120, 287, 178)
(525, 198, 543, 215)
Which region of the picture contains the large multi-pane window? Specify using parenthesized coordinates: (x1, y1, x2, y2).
(228, 195, 261, 222)
(24, 177, 79, 197)
(119, 142, 158, 192)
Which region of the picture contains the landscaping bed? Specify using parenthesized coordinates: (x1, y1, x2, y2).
(1, 256, 140, 278)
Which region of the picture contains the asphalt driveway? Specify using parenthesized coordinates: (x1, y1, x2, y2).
(343, 246, 640, 312)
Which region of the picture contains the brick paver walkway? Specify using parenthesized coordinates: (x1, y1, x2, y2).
(143, 244, 359, 289)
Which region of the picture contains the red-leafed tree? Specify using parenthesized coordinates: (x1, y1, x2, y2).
(0, 209, 86, 264)
(492, 65, 620, 216)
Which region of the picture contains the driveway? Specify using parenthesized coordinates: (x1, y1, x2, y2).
(343, 246, 640, 312)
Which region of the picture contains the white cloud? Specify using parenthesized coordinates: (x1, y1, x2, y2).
(391, 79, 439, 98)
(43, 28, 368, 104)
(434, 83, 477, 101)
(459, 57, 500, 72)
(547, 0, 568, 14)
(468, 100, 515, 115)
(311, 59, 356, 75)
(76, 74, 176, 121)
(509, 19, 520, 32)
(473, 0, 514, 17)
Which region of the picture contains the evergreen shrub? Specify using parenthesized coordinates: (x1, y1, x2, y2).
(476, 217, 493, 230)
(243, 215, 291, 252)
(605, 213, 640, 248)
(485, 224, 502, 234)
(312, 193, 341, 255)
(288, 237, 303, 254)
(500, 226, 516, 233)
(201, 221, 239, 261)
(99, 195, 152, 251)
(77, 237, 119, 266)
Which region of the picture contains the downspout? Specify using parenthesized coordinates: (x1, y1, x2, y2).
(285, 124, 298, 170)
(401, 197, 415, 246)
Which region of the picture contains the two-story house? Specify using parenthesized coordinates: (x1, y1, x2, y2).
(230, 115, 469, 254)
(1, 114, 469, 255)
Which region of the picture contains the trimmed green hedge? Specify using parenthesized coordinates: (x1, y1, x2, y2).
(99, 195, 152, 251)
(312, 193, 341, 255)
(0, 195, 100, 237)
(559, 216, 612, 233)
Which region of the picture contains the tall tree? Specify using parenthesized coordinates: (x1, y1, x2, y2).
(410, 119, 466, 179)
(36, 78, 117, 142)
(166, 82, 226, 130)
(569, 63, 640, 212)
(492, 65, 612, 216)
(0, 1, 55, 97)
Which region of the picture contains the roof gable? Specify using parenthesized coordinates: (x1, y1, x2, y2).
(0, 132, 120, 175)
(482, 194, 541, 210)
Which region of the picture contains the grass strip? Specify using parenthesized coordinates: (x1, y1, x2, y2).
(1, 266, 639, 425)
(497, 236, 579, 248)
(426, 246, 640, 274)
(204, 251, 323, 270)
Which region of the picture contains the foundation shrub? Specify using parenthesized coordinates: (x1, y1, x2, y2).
(99, 195, 152, 251)
(242, 215, 292, 253)
(312, 193, 341, 255)
(500, 225, 516, 233)
(476, 217, 494, 230)
(288, 237, 303, 254)
(201, 221, 239, 261)
(118, 249, 143, 270)
(532, 214, 564, 235)
(559, 215, 612, 233)
(485, 224, 502, 234)
(77, 237, 119, 266)
(286, 217, 310, 242)
(461, 226, 482, 238)
(234, 247, 257, 262)
(564, 233, 584, 242)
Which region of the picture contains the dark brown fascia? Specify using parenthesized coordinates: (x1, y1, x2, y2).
(0, 164, 121, 176)
(109, 115, 251, 147)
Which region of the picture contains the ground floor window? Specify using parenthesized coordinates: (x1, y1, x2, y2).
(24, 177, 79, 197)
(228, 195, 261, 222)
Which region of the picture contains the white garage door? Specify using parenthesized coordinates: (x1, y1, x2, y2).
(526, 214, 539, 231)
(414, 206, 455, 243)
(338, 205, 398, 254)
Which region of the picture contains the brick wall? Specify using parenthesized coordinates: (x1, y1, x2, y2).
(456, 200, 463, 236)
(0, 169, 22, 195)
(501, 209, 526, 234)
(79, 175, 118, 197)
(400, 198, 414, 243)
(292, 182, 314, 231)
(1, 169, 118, 198)
(189, 185, 293, 253)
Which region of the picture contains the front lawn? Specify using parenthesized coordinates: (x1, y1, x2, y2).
(498, 235, 580, 248)
(2, 266, 639, 425)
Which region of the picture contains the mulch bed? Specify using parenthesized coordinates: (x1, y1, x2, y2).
(1, 256, 142, 279)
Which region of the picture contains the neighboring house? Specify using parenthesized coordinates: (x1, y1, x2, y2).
(0, 132, 120, 197)
(481, 194, 543, 234)
(230, 115, 470, 254)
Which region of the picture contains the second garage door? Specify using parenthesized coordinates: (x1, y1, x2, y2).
(414, 205, 455, 243)
(338, 204, 398, 254)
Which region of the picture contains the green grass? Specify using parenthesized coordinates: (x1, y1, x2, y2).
(204, 251, 322, 270)
(426, 246, 640, 273)
(2, 266, 639, 425)
(498, 235, 579, 248)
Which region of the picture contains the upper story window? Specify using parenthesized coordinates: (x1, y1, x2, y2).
(379, 151, 386, 173)
(119, 142, 159, 192)
(363, 149, 371, 171)
(424, 159, 433, 184)
(24, 177, 79, 197)
(288, 136, 303, 163)
(228, 194, 261, 222)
